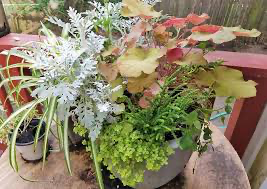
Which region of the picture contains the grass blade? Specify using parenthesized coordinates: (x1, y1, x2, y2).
(91, 140, 104, 189)
(0, 49, 37, 64)
(0, 100, 43, 130)
(34, 109, 48, 151)
(0, 76, 38, 89)
(0, 63, 33, 71)
(63, 109, 72, 175)
(42, 97, 57, 169)
(56, 117, 64, 150)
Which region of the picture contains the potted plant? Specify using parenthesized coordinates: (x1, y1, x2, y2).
(0, 0, 260, 188)
(0, 109, 46, 161)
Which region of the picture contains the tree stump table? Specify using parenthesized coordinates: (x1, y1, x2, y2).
(0, 125, 250, 189)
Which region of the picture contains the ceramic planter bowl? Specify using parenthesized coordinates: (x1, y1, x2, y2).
(135, 139, 192, 189)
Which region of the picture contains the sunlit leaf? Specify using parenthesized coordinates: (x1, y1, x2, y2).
(189, 29, 236, 44)
(192, 24, 222, 33)
(110, 77, 125, 101)
(196, 66, 257, 98)
(98, 63, 119, 82)
(127, 72, 158, 93)
(121, 0, 161, 19)
(162, 17, 187, 28)
(175, 52, 207, 65)
(187, 13, 209, 25)
(223, 26, 261, 37)
(117, 47, 165, 77)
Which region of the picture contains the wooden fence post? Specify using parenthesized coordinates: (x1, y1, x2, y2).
(0, 0, 10, 37)
(246, 0, 267, 29)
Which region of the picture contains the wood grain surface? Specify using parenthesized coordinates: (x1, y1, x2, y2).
(0, 125, 250, 189)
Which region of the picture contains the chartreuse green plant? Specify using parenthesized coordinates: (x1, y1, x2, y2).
(0, 0, 260, 188)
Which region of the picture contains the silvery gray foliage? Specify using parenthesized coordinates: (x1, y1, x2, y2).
(30, 10, 119, 140)
(86, 1, 135, 34)
(48, 1, 134, 36)
(26, 0, 159, 140)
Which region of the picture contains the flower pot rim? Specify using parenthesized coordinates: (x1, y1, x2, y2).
(15, 131, 45, 146)
(9, 119, 46, 146)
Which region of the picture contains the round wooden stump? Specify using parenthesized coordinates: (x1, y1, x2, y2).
(0, 125, 250, 189)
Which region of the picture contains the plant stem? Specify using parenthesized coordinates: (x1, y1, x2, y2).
(91, 140, 105, 189)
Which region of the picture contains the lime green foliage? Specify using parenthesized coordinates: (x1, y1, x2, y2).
(73, 123, 88, 138)
(196, 66, 257, 98)
(98, 122, 173, 187)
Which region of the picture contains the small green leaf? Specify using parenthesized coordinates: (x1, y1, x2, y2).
(225, 105, 232, 114)
(178, 134, 194, 150)
(221, 116, 225, 124)
(203, 127, 212, 141)
(110, 77, 126, 102)
(184, 111, 199, 127)
(193, 120, 201, 130)
(226, 96, 235, 104)
(197, 42, 208, 49)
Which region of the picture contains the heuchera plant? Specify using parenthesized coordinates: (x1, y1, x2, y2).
(0, 0, 260, 188)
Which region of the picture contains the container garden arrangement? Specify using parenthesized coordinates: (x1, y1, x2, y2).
(0, 0, 260, 188)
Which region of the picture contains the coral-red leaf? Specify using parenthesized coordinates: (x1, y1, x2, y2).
(162, 17, 187, 28)
(124, 20, 152, 47)
(192, 24, 222, 33)
(138, 81, 163, 109)
(167, 48, 183, 63)
(187, 13, 209, 25)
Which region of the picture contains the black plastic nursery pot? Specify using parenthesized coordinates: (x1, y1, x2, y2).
(9, 119, 46, 161)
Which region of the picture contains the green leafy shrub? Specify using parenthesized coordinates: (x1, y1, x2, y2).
(97, 65, 214, 186)
(98, 122, 173, 187)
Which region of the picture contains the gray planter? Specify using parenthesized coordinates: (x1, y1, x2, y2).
(68, 119, 83, 145)
(16, 134, 45, 161)
(136, 139, 192, 189)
